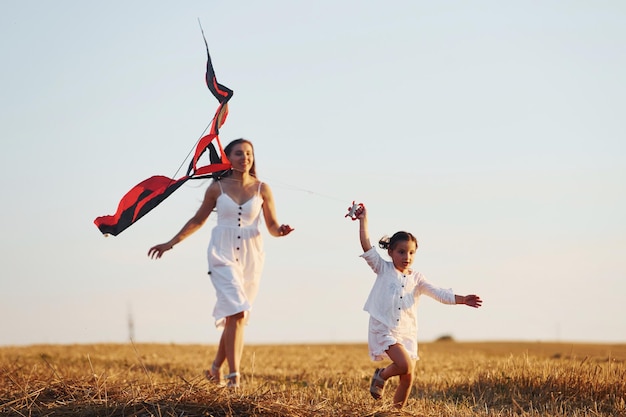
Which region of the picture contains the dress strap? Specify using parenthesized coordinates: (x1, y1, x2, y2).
(217, 181, 224, 193)
(257, 182, 263, 194)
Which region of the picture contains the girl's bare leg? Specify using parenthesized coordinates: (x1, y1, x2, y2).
(381, 344, 415, 408)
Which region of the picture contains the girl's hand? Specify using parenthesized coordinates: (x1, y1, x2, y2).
(355, 204, 366, 220)
(148, 243, 173, 259)
(463, 294, 483, 308)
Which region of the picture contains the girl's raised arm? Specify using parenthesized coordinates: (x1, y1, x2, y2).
(356, 205, 372, 252)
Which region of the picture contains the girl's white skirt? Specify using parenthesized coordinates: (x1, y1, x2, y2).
(368, 316, 419, 361)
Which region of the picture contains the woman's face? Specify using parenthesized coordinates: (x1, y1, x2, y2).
(228, 142, 255, 174)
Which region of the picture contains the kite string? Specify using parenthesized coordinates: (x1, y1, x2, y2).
(261, 177, 349, 204)
(193, 175, 351, 225)
(168, 118, 213, 181)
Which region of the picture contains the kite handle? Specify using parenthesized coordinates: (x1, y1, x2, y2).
(345, 201, 364, 221)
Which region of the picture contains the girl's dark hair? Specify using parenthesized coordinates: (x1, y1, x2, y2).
(215, 138, 257, 180)
(379, 231, 418, 251)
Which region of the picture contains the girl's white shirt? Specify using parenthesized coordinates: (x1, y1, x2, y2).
(361, 247, 456, 330)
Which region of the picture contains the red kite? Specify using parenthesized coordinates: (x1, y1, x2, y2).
(94, 30, 233, 236)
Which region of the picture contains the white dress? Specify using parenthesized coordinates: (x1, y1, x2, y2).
(207, 182, 265, 328)
(361, 247, 456, 361)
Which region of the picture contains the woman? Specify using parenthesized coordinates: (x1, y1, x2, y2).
(148, 138, 294, 388)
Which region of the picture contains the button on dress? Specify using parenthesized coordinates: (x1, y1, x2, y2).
(208, 183, 265, 328)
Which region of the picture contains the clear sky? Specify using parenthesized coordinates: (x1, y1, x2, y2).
(1, 1, 624, 346)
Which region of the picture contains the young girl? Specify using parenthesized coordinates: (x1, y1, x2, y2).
(354, 204, 482, 408)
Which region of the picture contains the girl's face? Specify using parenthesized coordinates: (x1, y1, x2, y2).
(388, 240, 417, 274)
(228, 142, 254, 174)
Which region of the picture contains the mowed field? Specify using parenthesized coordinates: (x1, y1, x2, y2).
(1, 341, 624, 416)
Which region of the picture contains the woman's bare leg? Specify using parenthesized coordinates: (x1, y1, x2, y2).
(222, 312, 246, 384)
(213, 331, 227, 368)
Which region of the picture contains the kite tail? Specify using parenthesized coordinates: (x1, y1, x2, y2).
(94, 175, 190, 236)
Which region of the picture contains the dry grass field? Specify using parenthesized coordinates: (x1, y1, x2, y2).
(1, 341, 624, 416)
